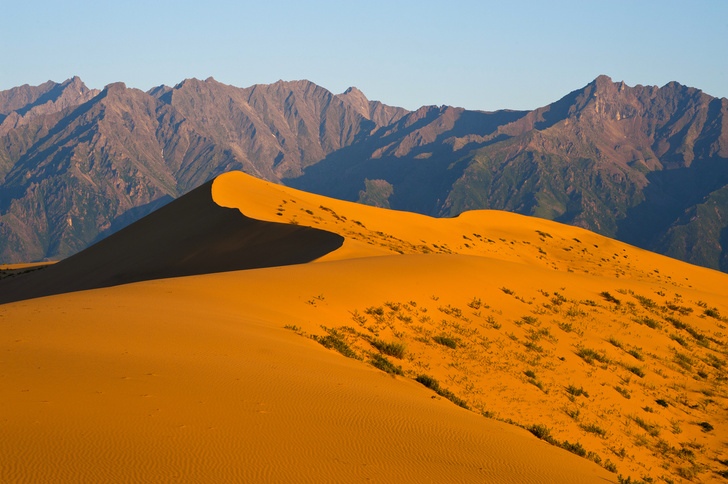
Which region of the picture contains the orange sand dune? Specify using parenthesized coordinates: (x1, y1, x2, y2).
(0, 276, 613, 483)
(3, 170, 728, 482)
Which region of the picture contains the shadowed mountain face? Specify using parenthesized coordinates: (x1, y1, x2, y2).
(1, 75, 727, 271)
(0, 179, 344, 305)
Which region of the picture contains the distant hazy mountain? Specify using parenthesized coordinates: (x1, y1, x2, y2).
(1, 75, 727, 271)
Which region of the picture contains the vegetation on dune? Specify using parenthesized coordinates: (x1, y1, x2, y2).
(285, 279, 728, 483)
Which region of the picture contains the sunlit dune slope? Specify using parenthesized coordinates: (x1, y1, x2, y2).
(0, 278, 614, 483)
(0, 178, 343, 304)
(3, 170, 728, 482)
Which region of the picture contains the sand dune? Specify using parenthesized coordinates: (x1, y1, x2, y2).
(0, 178, 343, 305)
(1, 279, 613, 483)
(3, 170, 728, 482)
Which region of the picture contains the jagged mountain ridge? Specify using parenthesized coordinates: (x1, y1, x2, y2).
(1, 75, 727, 271)
(0, 77, 407, 262)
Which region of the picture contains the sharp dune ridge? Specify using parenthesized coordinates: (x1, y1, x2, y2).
(0, 178, 343, 305)
(2, 171, 728, 482)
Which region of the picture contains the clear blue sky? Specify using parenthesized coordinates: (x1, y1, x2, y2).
(2, 0, 726, 111)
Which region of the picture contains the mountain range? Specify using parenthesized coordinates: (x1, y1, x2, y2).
(1, 75, 727, 271)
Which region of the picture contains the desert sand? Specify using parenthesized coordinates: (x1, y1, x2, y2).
(2, 171, 727, 482)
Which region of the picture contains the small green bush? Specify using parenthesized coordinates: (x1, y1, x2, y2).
(614, 386, 631, 399)
(600, 291, 621, 305)
(704, 308, 721, 319)
(313, 331, 359, 359)
(576, 347, 609, 365)
(528, 424, 555, 444)
(415, 374, 468, 409)
(566, 385, 589, 398)
(633, 316, 661, 329)
(369, 338, 406, 358)
(625, 365, 645, 378)
(580, 422, 607, 437)
(433, 335, 458, 349)
(370, 354, 404, 375)
(561, 440, 587, 457)
(415, 374, 440, 391)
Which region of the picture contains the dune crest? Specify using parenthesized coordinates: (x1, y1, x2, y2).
(0, 178, 343, 305)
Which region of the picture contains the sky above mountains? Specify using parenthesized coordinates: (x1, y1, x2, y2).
(3, 0, 727, 111)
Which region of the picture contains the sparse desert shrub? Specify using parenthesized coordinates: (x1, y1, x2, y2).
(673, 352, 694, 370)
(528, 378, 547, 392)
(670, 333, 689, 347)
(600, 291, 621, 305)
(438, 305, 464, 319)
(365, 306, 385, 316)
(551, 293, 567, 306)
(467, 297, 482, 309)
(520, 315, 538, 325)
(414, 374, 468, 408)
(614, 386, 631, 399)
(625, 365, 645, 378)
(580, 422, 607, 437)
(633, 294, 657, 310)
(576, 347, 609, 365)
(415, 374, 440, 391)
(384, 301, 401, 312)
(665, 315, 687, 330)
(565, 407, 581, 420)
(350, 310, 367, 325)
(565, 305, 586, 318)
(665, 303, 693, 315)
(284, 324, 301, 332)
(655, 399, 668, 408)
(675, 464, 701, 480)
(524, 370, 537, 379)
(698, 421, 713, 432)
(313, 330, 359, 359)
(631, 416, 659, 437)
(370, 354, 404, 375)
(566, 385, 589, 398)
(437, 387, 469, 409)
(500, 287, 515, 295)
(433, 335, 458, 349)
(523, 341, 544, 353)
(704, 308, 721, 319)
(627, 349, 644, 361)
(558, 321, 574, 332)
(633, 316, 661, 329)
(486, 316, 501, 329)
(608, 337, 624, 349)
(527, 424, 555, 444)
(369, 338, 406, 358)
(560, 440, 587, 457)
(705, 354, 725, 369)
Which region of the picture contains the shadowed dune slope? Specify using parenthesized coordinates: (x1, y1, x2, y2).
(0, 179, 343, 305)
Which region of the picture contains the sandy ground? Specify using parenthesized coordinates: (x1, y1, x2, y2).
(3, 171, 728, 482)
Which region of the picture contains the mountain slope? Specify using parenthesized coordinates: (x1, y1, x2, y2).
(1, 75, 728, 272)
(0, 77, 406, 263)
(290, 76, 728, 270)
